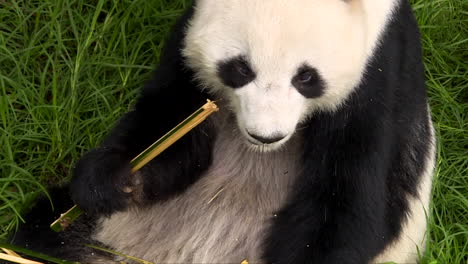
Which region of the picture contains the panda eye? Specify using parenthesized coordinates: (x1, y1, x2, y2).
(235, 61, 252, 77)
(292, 65, 325, 98)
(217, 56, 256, 89)
(297, 71, 314, 83)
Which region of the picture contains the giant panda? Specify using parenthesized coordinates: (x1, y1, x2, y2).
(9, 0, 436, 263)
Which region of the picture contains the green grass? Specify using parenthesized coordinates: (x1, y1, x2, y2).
(0, 0, 466, 263)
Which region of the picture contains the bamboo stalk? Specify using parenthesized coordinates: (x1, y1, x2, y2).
(2, 247, 21, 257)
(130, 100, 218, 172)
(0, 253, 43, 264)
(49, 205, 84, 232)
(0, 243, 77, 264)
(50, 100, 218, 232)
(0, 248, 41, 264)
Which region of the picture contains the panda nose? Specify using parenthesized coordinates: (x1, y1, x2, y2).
(247, 132, 286, 144)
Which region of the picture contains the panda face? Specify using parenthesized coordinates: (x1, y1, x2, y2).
(183, 0, 396, 150)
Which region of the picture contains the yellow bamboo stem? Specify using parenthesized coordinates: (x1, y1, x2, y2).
(130, 100, 218, 172)
(1, 247, 21, 257)
(0, 253, 43, 264)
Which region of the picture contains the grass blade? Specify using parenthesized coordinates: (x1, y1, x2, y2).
(84, 244, 153, 264)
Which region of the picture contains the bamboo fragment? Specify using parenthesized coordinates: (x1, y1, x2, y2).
(2, 247, 21, 257)
(0, 253, 43, 264)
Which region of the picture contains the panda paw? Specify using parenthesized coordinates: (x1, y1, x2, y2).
(70, 147, 137, 216)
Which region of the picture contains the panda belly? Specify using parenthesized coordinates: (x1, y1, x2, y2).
(92, 116, 300, 263)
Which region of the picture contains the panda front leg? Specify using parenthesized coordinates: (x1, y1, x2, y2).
(263, 129, 393, 263)
(70, 82, 215, 216)
(69, 6, 211, 217)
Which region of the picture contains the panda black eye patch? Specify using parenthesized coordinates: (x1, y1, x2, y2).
(292, 64, 325, 98)
(217, 56, 256, 89)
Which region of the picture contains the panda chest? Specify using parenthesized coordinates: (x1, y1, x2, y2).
(94, 129, 299, 263)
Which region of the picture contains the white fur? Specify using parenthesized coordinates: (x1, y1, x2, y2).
(183, 0, 399, 148)
(373, 112, 436, 263)
(93, 110, 301, 263)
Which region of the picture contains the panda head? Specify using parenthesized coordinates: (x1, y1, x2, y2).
(183, 0, 397, 150)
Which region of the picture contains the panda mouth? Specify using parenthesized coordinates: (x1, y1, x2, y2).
(246, 130, 287, 145)
(244, 132, 290, 150)
(247, 138, 268, 145)
(246, 132, 286, 144)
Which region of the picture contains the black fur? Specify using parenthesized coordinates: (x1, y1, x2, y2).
(10, 1, 432, 263)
